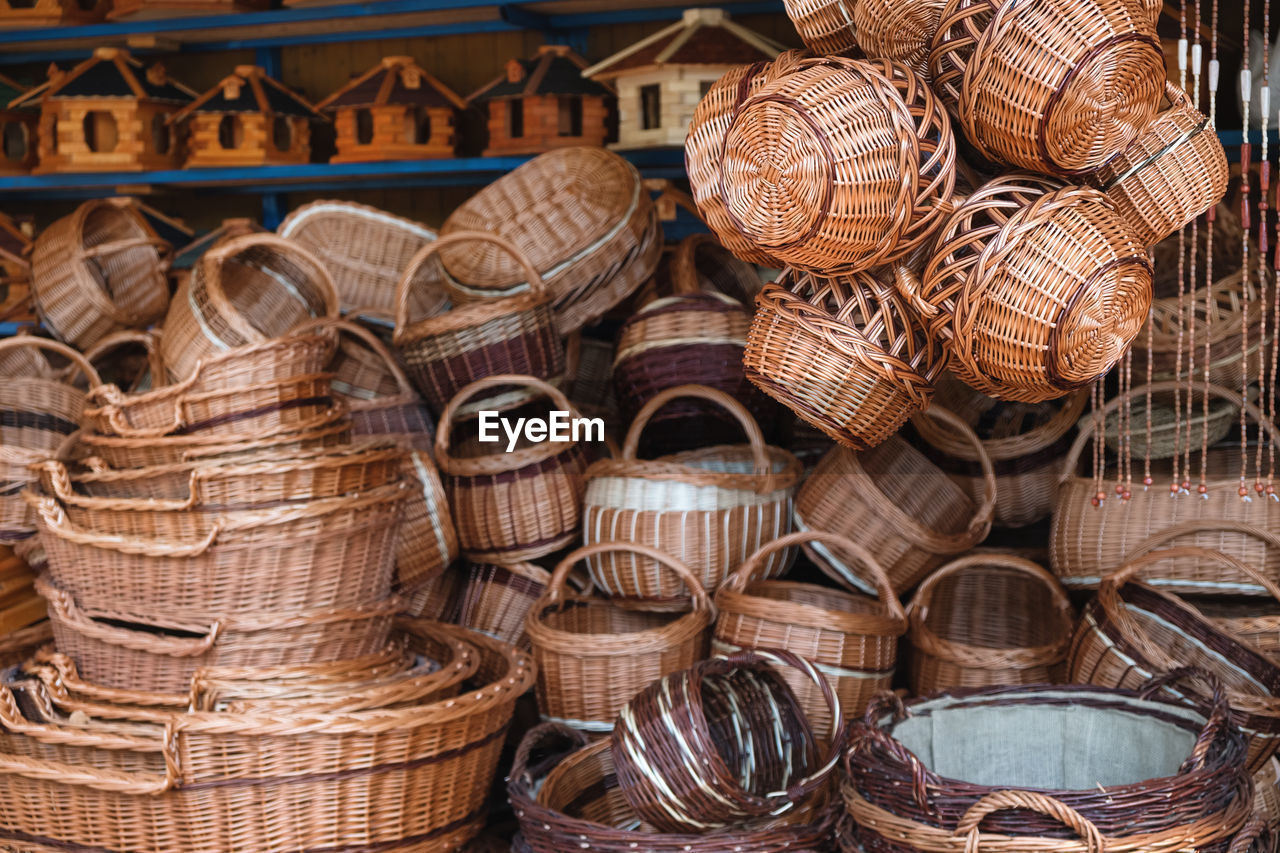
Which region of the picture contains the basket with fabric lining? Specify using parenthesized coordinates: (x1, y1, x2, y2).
(159, 233, 339, 383)
(907, 552, 1073, 695)
(582, 384, 801, 606)
(0, 336, 99, 454)
(795, 405, 995, 596)
(454, 559, 549, 649)
(714, 529, 906, 737)
(0, 620, 533, 853)
(927, 0, 1164, 174)
(854, 0, 945, 76)
(745, 265, 944, 451)
(29, 197, 171, 350)
(526, 542, 712, 736)
(438, 146, 662, 334)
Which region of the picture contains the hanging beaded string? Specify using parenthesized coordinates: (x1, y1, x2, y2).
(1144, 257, 1154, 491)
(1202, 0, 1219, 498)
(1264, 3, 1279, 501)
(1243, 0, 1261, 495)
(1183, 0, 1203, 496)
(1092, 379, 1106, 506)
(1172, 0, 1191, 497)
(1118, 347, 1133, 500)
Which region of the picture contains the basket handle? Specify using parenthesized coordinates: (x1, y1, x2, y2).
(1137, 667, 1234, 773)
(910, 553, 1071, 628)
(1229, 818, 1273, 853)
(509, 721, 590, 789)
(1163, 79, 1190, 111)
(0, 335, 102, 390)
(724, 529, 905, 623)
(434, 373, 577, 462)
(891, 264, 941, 321)
(545, 541, 714, 617)
(1123, 521, 1280, 597)
(27, 493, 223, 557)
(954, 790, 1106, 853)
(1104, 545, 1280, 609)
(622, 384, 771, 477)
(80, 236, 173, 262)
(668, 234, 720, 295)
(35, 459, 218, 512)
(295, 317, 418, 400)
(914, 405, 996, 542)
(393, 230, 546, 340)
(82, 329, 166, 389)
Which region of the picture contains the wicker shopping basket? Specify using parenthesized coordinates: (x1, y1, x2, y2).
(29, 197, 171, 349)
(83, 328, 164, 393)
(526, 542, 712, 736)
(582, 384, 801, 605)
(1177, 523, 1280, 657)
(715, 529, 906, 736)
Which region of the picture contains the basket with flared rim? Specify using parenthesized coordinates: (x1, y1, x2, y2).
(745, 265, 945, 451)
(714, 529, 907, 737)
(853, 0, 945, 77)
(582, 384, 802, 606)
(0, 336, 100, 454)
(159, 233, 339, 382)
(718, 56, 955, 273)
(783, 0, 859, 55)
(394, 230, 566, 416)
(927, 0, 1165, 174)
(525, 542, 713, 736)
(911, 172, 1152, 402)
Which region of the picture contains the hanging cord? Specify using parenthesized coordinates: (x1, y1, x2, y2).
(1183, 0, 1203, 496)
(1120, 347, 1133, 500)
(1202, 0, 1218, 498)
(1264, 2, 1279, 501)
(1144, 253, 1154, 490)
(1173, 0, 1190, 496)
(1092, 379, 1106, 506)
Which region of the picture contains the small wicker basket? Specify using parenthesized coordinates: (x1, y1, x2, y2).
(783, 0, 859, 55)
(854, 0, 944, 76)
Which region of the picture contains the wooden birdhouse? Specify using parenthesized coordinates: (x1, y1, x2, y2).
(582, 8, 783, 150)
(13, 48, 195, 174)
(316, 56, 465, 163)
(0, 74, 37, 175)
(170, 66, 323, 168)
(469, 45, 614, 157)
(0, 0, 108, 27)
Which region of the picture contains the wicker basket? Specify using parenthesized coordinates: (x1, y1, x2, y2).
(0, 620, 51, 670)
(714, 529, 906, 736)
(454, 559, 549, 648)
(278, 199, 446, 318)
(1088, 81, 1229, 247)
(1070, 545, 1280, 771)
(783, 0, 859, 55)
(907, 553, 1073, 694)
(0, 336, 99, 454)
(913, 173, 1152, 402)
(526, 542, 713, 736)
(435, 375, 590, 563)
(745, 265, 944, 450)
(718, 56, 955, 273)
(1098, 386, 1243, 460)
(795, 405, 995, 596)
(927, 0, 1164, 173)
(439, 147, 662, 334)
(159, 234, 339, 383)
(83, 328, 163, 393)
(611, 648, 844, 833)
(582, 384, 802, 605)
(854, 0, 945, 75)
(511, 723, 838, 853)
(0, 620, 533, 853)
(666, 232, 763, 310)
(394, 231, 566, 415)
(1182, 524, 1280, 658)
(29, 197, 171, 350)
(911, 377, 1087, 527)
(1050, 380, 1280, 595)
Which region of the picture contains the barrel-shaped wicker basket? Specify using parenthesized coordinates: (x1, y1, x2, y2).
(913, 173, 1152, 402)
(783, 0, 859, 55)
(854, 0, 944, 76)
(29, 197, 172, 350)
(927, 0, 1165, 173)
(439, 147, 662, 333)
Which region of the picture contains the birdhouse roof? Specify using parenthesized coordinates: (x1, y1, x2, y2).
(10, 48, 196, 107)
(170, 66, 324, 123)
(316, 56, 466, 111)
(581, 8, 784, 80)
(469, 44, 615, 102)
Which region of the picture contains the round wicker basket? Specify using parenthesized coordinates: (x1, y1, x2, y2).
(783, 0, 860, 55)
(854, 0, 946, 76)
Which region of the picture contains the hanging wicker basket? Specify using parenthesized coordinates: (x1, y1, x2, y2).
(854, 0, 944, 76)
(783, 0, 859, 55)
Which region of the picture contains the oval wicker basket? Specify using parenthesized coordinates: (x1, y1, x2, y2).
(160, 234, 339, 382)
(907, 553, 1073, 695)
(435, 374, 590, 563)
(1097, 385, 1244, 460)
(745, 265, 945, 450)
(29, 197, 172, 350)
(927, 0, 1165, 173)
(394, 231, 566, 415)
(1088, 81, 1229, 247)
(526, 542, 712, 736)
(582, 384, 801, 605)
(719, 56, 955, 273)
(795, 405, 995, 595)
(914, 173, 1152, 402)
(854, 0, 945, 76)
(783, 0, 859, 55)
(439, 147, 662, 334)
(714, 529, 906, 736)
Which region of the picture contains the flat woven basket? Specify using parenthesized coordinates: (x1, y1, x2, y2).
(854, 0, 945, 76)
(783, 0, 859, 55)
(714, 529, 907, 737)
(29, 197, 171, 350)
(795, 405, 995, 596)
(277, 199, 446, 318)
(907, 553, 1073, 695)
(745, 265, 944, 451)
(582, 384, 802, 606)
(439, 147, 662, 334)
(927, 0, 1165, 173)
(913, 173, 1152, 402)
(717, 56, 955, 273)
(525, 542, 712, 736)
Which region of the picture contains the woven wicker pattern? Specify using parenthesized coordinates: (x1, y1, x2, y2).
(0, 337, 98, 454)
(719, 57, 955, 273)
(745, 266, 944, 450)
(666, 233, 763, 310)
(455, 559, 548, 648)
(783, 0, 859, 54)
(854, 0, 945, 75)
(916, 173, 1152, 402)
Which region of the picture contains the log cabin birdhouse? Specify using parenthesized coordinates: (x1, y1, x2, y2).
(13, 48, 194, 174)
(169, 66, 323, 167)
(316, 56, 465, 162)
(469, 45, 614, 156)
(0, 0, 108, 28)
(0, 74, 37, 175)
(582, 8, 783, 150)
